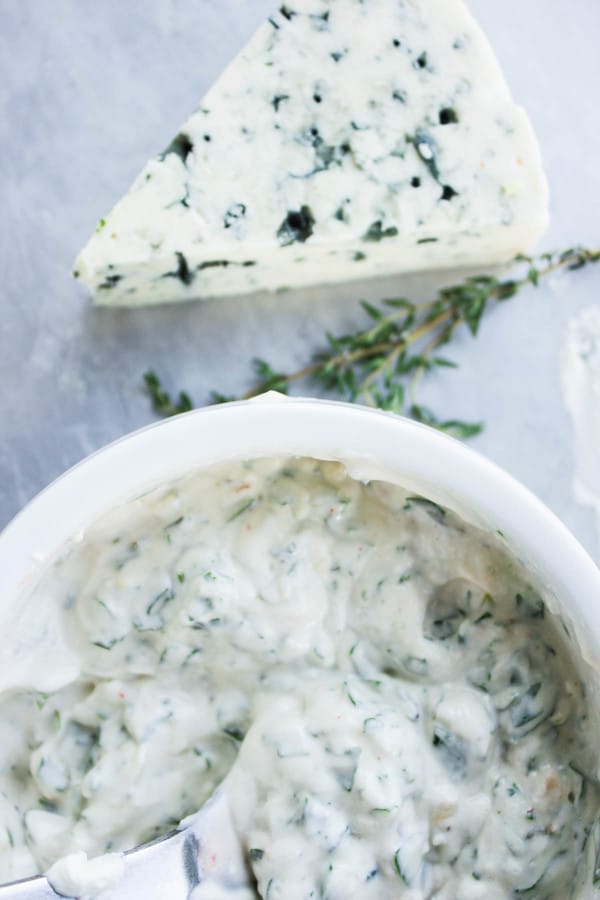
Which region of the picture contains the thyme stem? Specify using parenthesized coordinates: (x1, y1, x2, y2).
(144, 246, 600, 439)
(408, 318, 458, 407)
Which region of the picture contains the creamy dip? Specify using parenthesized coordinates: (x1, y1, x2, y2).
(0, 457, 599, 898)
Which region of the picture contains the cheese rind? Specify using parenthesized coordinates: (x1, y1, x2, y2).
(75, 0, 548, 307)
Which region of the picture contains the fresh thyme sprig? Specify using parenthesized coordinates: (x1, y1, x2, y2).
(143, 246, 599, 438)
(143, 370, 193, 417)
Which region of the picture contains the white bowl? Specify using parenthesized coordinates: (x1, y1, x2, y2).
(1, 395, 600, 683)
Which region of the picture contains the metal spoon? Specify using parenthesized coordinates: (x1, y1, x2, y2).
(0, 790, 252, 899)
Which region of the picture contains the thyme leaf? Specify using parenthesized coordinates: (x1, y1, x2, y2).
(144, 370, 193, 417)
(410, 405, 483, 440)
(143, 247, 599, 435)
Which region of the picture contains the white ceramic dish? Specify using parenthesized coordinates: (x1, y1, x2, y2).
(1, 394, 600, 684)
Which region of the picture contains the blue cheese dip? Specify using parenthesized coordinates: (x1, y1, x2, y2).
(0, 457, 598, 898)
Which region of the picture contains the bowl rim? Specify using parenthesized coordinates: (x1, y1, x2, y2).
(1, 395, 599, 663)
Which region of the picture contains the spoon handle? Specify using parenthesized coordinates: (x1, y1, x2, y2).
(0, 878, 59, 899)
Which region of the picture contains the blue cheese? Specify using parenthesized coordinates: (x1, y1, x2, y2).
(74, 0, 548, 307)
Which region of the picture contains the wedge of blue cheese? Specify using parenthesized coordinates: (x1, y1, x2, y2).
(75, 0, 548, 307)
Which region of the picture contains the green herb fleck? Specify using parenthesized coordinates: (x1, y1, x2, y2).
(404, 496, 447, 523)
(394, 848, 409, 884)
(223, 724, 245, 742)
(432, 725, 467, 778)
(147, 587, 175, 617)
(515, 592, 545, 619)
(228, 498, 256, 522)
(92, 639, 119, 651)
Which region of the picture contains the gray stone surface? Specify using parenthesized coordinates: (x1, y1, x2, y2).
(1, 0, 599, 558)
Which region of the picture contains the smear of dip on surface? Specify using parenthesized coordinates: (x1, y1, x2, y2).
(561, 305, 600, 555)
(0, 458, 599, 899)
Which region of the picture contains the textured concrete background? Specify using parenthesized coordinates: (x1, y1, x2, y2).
(0, 0, 599, 557)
